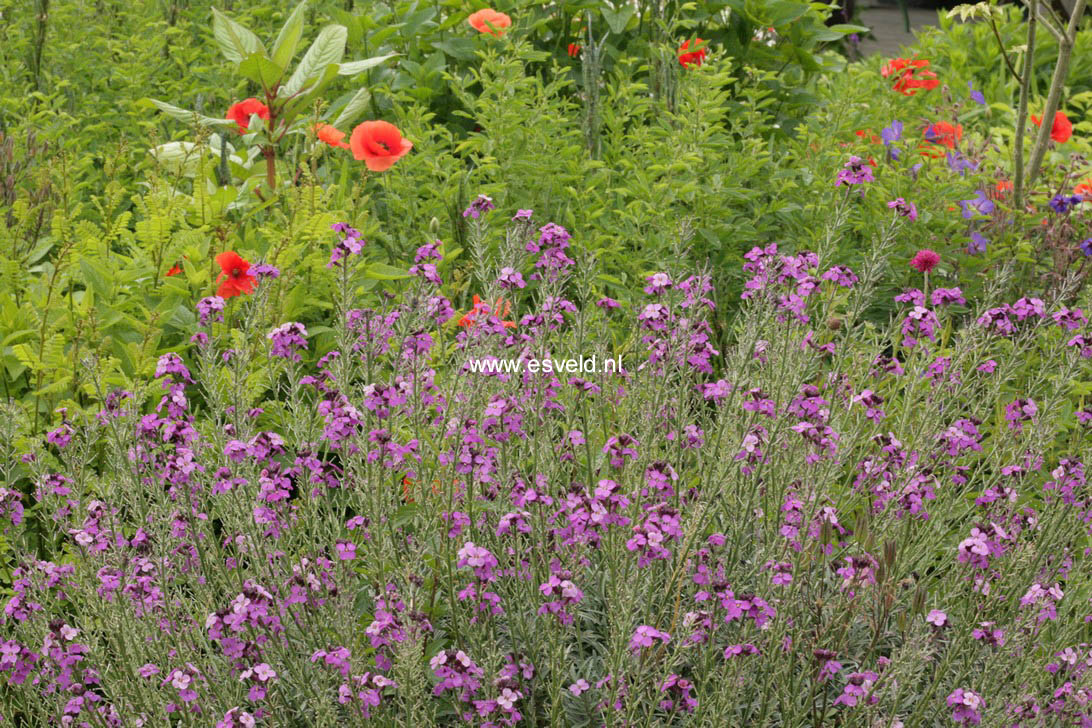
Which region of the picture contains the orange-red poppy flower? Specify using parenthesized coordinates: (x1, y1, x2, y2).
(314, 123, 350, 149)
(1075, 178, 1092, 199)
(401, 475, 442, 503)
(989, 179, 1013, 201)
(881, 58, 939, 95)
(918, 121, 962, 158)
(678, 38, 707, 68)
(215, 251, 257, 298)
(567, 43, 581, 57)
(226, 98, 270, 133)
(457, 295, 516, 328)
(166, 262, 183, 277)
(1031, 110, 1073, 144)
(855, 129, 882, 145)
(349, 121, 413, 172)
(468, 8, 511, 37)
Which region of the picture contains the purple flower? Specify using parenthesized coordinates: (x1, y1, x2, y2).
(882, 120, 903, 159)
(512, 209, 533, 221)
(250, 262, 280, 279)
(1080, 238, 1092, 256)
(926, 609, 948, 627)
(1049, 194, 1082, 214)
(968, 81, 986, 105)
(414, 241, 443, 262)
(408, 262, 442, 286)
(328, 223, 365, 268)
(968, 231, 988, 255)
(497, 267, 526, 289)
(628, 625, 670, 652)
(887, 198, 917, 220)
(569, 679, 590, 696)
(197, 296, 226, 326)
(643, 273, 673, 295)
(596, 297, 620, 309)
(931, 287, 965, 306)
(463, 194, 495, 219)
(959, 190, 994, 219)
(947, 688, 984, 725)
(268, 322, 308, 362)
(821, 265, 859, 287)
(835, 156, 874, 186)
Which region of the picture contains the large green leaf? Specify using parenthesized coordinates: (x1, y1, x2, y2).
(238, 52, 285, 89)
(211, 7, 265, 63)
(145, 99, 235, 128)
(283, 25, 348, 97)
(271, 0, 309, 69)
(338, 53, 399, 76)
(601, 5, 635, 34)
(333, 86, 371, 129)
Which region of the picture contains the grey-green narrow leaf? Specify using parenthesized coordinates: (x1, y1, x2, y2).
(337, 53, 398, 76)
(333, 87, 371, 129)
(211, 8, 265, 63)
(272, 0, 309, 69)
(283, 24, 348, 97)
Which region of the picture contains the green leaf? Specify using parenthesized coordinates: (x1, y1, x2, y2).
(211, 7, 265, 64)
(364, 262, 409, 280)
(333, 87, 371, 129)
(601, 5, 635, 34)
(145, 99, 235, 128)
(272, 0, 309, 69)
(432, 38, 476, 61)
(283, 24, 348, 97)
(79, 258, 112, 299)
(148, 142, 203, 176)
(338, 53, 399, 76)
(238, 52, 285, 88)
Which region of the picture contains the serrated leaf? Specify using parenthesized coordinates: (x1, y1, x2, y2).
(272, 0, 309, 69)
(333, 87, 371, 128)
(283, 25, 347, 97)
(338, 53, 398, 76)
(211, 7, 265, 63)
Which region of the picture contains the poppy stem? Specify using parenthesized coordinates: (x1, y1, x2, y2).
(263, 145, 277, 190)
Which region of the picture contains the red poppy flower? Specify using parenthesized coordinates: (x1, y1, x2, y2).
(314, 123, 350, 149)
(226, 98, 270, 133)
(457, 295, 516, 328)
(919, 121, 962, 157)
(988, 179, 1013, 201)
(567, 43, 581, 57)
(1031, 110, 1073, 143)
(468, 8, 511, 37)
(678, 38, 707, 68)
(881, 58, 939, 95)
(401, 475, 442, 503)
(910, 249, 941, 273)
(215, 251, 257, 298)
(855, 129, 882, 145)
(166, 263, 182, 277)
(349, 121, 413, 172)
(1075, 179, 1092, 199)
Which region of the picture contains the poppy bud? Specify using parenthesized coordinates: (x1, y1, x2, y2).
(429, 216, 441, 235)
(826, 316, 842, 331)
